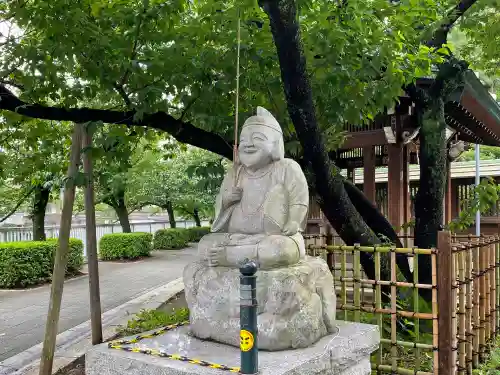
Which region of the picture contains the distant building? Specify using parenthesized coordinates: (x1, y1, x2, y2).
(308, 159, 500, 236)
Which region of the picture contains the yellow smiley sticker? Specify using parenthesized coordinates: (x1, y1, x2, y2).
(240, 329, 254, 352)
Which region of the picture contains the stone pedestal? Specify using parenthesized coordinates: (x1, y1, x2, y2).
(86, 321, 379, 375)
(184, 256, 337, 350)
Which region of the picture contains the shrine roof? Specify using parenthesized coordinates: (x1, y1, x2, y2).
(418, 71, 500, 146)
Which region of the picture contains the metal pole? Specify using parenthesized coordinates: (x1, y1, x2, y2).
(239, 260, 258, 374)
(475, 144, 481, 236)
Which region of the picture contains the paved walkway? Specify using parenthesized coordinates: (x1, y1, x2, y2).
(0, 248, 197, 362)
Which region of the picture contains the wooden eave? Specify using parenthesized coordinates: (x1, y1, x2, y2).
(333, 71, 500, 167)
(418, 72, 500, 146)
(447, 71, 500, 146)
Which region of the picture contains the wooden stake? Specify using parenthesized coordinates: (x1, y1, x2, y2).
(341, 249, 347, 321)
(390, 249, 398, 374)
(431, 249, 439, 375)
(457, 249, 466, 374)
(472, 237, 480, 368)
(489, 241, 495, 344)
(437, 230, 453, 375)
(479, 238, 486, 360)
(413, 252, 421, 370)
(353, 245, 361, 322)
(39, 124, 83, 375)
(465, 244, 473, 374)
(374, 249, 383, 374)
(82, 125, 103, 345)
(485, 241, 491, 345)
(495, 238, 500, 337)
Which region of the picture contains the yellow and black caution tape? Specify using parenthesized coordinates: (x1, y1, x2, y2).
(110, 321, 189, 345)
(108, 321, 240, 373)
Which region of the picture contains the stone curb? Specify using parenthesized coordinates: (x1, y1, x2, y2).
(0, 278, 184, 375)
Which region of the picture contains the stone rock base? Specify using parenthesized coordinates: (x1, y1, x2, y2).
(86, 321, 379, 375)
(184, 256, 337, 350)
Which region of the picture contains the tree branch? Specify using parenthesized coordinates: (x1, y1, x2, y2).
(119, 2, 148, 87)
(426, 0, 478, 47)
(0, 84, 233, 159)
(179, 94, 200, 121)
(113, 83, 132, 108)
(404, 83, 429, 107)
(0, 185, 35, 223)
(0, 79, 24, 90)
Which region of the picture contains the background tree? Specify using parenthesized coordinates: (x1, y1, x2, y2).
(0, 0, 498, 294)
(90, 124, 156, 232)
(0, 117, 72, 239)
(127, 143, 226, 226)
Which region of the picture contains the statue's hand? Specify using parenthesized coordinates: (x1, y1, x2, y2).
(282, 221, 300, 236)
(208, 246, 226, 267)
(222, 187, 242, 207)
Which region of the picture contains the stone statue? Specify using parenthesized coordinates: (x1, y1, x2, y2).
(184, 107, 337, 351)
(199, 106, 308, 270)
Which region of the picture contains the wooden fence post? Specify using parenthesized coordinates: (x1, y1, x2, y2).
(39, 124, 83, 375)
(82, 124, 103, 345)
(437, 230, 454, 375)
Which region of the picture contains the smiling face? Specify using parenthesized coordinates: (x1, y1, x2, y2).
(238, 125, 275, 170)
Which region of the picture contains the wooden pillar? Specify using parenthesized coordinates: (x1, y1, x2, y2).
(437, 231, 454, 375)
(451, 179, 459, 219)
(444, 162, 452, 225)
(388, 144, 404, 232)
(402, 147, 411, 243)
(347, 167, 355, 183)
(363, 146, 376, 204)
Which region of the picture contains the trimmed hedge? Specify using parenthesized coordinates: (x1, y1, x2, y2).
(185, 226, 211, 242)
(153, 228, 190, 250)
(99, 232, 153, 261)
(153, 227, 211, 250)
(0, 238, 84, 289)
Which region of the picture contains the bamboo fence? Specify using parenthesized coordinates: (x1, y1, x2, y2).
(305, 231, 500, 375)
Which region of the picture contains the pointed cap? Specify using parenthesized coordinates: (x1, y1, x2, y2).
(242, 106, 282, 134)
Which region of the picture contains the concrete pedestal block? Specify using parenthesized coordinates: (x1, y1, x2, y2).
(86, 321, 379, 375)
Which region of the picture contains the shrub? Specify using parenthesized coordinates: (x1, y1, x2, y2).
(99, 232, 153, 261)
(0, 238, 84, 288)
(153, 228, 190, 250)
(185, 226, 211, 242)
(117, 307, 189, 336)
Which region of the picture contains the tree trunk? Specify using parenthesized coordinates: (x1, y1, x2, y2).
(344, 180, 413, 282)
(193, 208, 201, 227)
(114, 202, 131, 233)
(414, 102, 447, 300)
(165, 201, 176, 228)
(260, 0, 386, 283)
(414, 105, 447, 249)
(409, 58, 468, 300)
(32, 185, 51, 241)
(110, 191, 131, 233)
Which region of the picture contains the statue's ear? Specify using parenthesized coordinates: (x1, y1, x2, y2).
(271, 139, 285, 161)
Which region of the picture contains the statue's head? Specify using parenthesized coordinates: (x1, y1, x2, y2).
(238, 107, 285, 170)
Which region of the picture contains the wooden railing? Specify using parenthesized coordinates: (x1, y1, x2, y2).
(306, 232, 500, 375)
